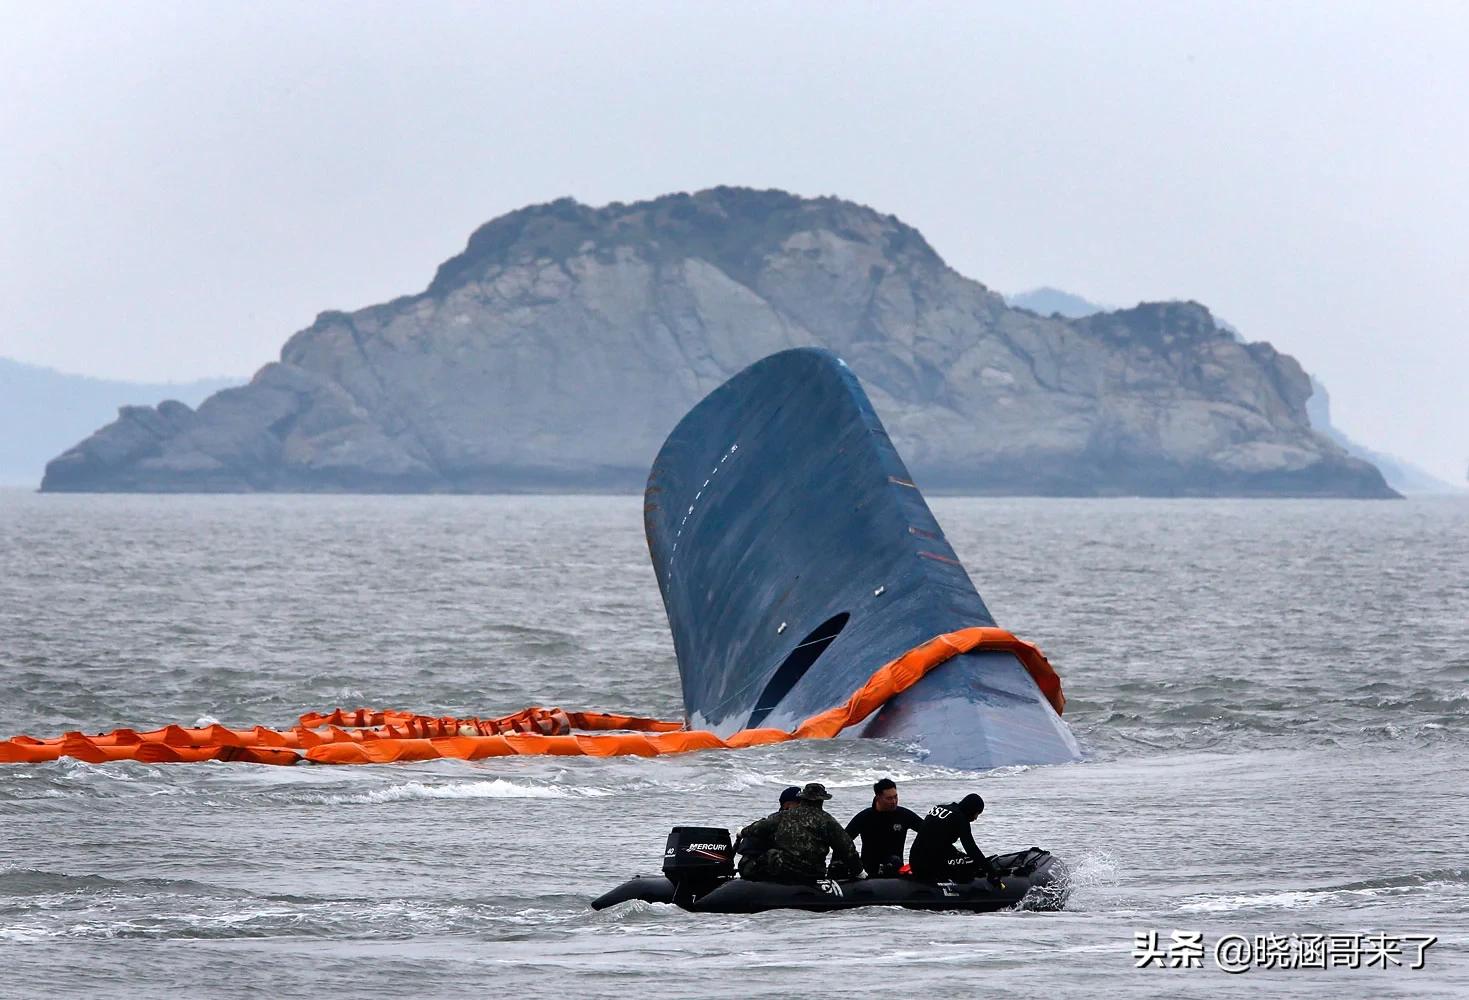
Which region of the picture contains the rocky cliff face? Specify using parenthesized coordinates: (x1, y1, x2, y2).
(42, 187, 1395, 497)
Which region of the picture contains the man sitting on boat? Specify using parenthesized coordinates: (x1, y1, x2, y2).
(734, 785, 800, 878)
(909, 793, 1002, 885)
(844, 777, 924, 877)
(736, 782, 861, 884)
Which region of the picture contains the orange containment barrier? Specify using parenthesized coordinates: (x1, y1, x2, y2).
(0, 627, 1063, 767)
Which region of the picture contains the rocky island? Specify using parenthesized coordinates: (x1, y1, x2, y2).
(42, 188, 1395, 497)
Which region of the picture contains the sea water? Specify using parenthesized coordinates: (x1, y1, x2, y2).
(0, 492, 1465, 998)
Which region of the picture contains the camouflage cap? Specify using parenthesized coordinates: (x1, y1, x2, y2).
(797, 782, 833, 801)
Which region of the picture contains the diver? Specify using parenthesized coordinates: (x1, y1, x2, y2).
(738, 782, 862, 884)
(909, 793, 1001, 884)
(734, 786, 800, 878)
(844, 777, 923, 877)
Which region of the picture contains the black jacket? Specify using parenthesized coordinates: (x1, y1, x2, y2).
(844, 803, 923, 870)
(909, 801, 990, 870)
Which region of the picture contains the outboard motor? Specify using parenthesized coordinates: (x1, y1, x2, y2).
(663, 826, 733, 906)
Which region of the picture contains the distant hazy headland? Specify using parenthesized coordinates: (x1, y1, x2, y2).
(40, 188, 1395, 497)
(1004, 290, 1456, 496)
(0, 359, 241, 487)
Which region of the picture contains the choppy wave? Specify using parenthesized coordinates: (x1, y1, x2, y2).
(3, 495, 1467, 995)
(313, 779, 615, 804)
(1178, 869, 1469, 913)
(0, 868, 225, 898)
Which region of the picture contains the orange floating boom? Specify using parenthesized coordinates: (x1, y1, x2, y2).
(0, 627, 1063, 767)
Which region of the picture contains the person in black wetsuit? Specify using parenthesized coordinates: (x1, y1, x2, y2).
(844, 778, 923, 877)
(909, 793, 1000, 884)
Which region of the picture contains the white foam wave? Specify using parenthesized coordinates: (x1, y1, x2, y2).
(323, 779, 613, 804)
(1047, 850, 1122, 912)
(1059, 849, 1119, 889)
(0, 925, 56, 943)
(1178, 885, 1407, 913)
(1180, 889, 1320, 912)
(0, 896, 523, 943)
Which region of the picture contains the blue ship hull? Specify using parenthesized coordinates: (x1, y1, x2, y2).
(644, 349, 1080, 770)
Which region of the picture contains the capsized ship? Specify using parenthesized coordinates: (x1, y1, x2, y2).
(644, 348, 1081, 770)
(3, 347, 1081, 771)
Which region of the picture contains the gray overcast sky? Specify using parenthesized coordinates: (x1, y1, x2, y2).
(3, 1, 1465, 481)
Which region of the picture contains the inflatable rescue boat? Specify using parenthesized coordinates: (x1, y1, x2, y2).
(591, 826, 1071, 915)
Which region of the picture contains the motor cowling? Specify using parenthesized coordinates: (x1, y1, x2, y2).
(663, 826, 733, 906)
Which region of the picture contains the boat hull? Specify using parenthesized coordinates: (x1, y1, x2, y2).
(644, 348, 1079, 769)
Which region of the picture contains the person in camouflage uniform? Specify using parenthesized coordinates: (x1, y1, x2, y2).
(735, 786, 801, 878)
(738, 782, 862, 884)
